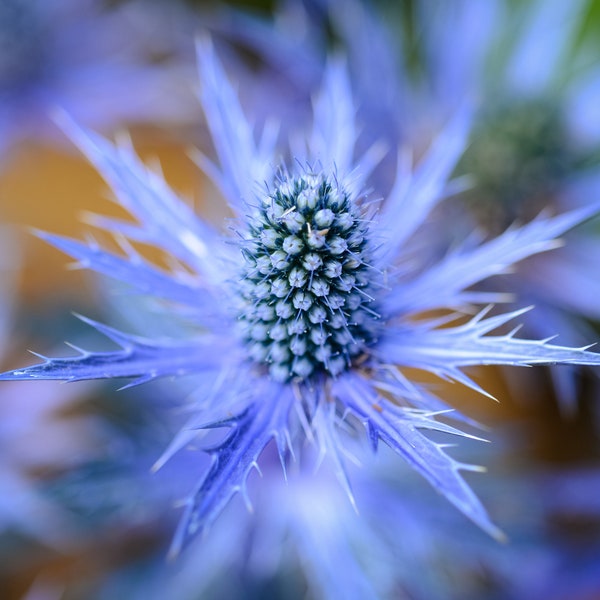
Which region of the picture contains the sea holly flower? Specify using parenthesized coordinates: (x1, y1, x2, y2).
(428, 0, 600, 232)
(0, 229, 98, 548)
(413, 0, 600, 410)
(0, 0, 195, 157)
(3, 39, 600, 556)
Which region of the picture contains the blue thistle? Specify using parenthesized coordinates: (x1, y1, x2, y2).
(0, 0, 195, 155)
(412, 0, 600, 410)
(4, 39, 600, 557)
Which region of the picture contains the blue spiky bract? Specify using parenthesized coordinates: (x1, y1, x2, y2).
(3, 38, 600, 558)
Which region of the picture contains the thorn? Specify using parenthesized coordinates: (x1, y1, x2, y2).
(241, 486, 254, 513)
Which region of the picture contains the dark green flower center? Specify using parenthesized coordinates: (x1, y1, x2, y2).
(238, 173, 379, 382)
(458, 98, 573, 232)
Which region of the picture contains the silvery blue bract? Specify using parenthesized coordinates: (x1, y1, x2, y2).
(0, 0, 195, 156)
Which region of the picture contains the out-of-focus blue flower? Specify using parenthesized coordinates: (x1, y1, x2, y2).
(0, 229, 100, 549)
(414, 0, 600, 411)
(417, 0, 598, 226)
(3, 38, 600, 560)
(96, 449, 469, 600)
(81, 436, 600, 600)
(0, 0, 195, 157)
(0, 379, 95, 547)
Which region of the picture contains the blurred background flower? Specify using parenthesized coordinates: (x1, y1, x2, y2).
(0, 0, 201, 161)
(414, 0, 600, 413)
(0, 230, 97, 597)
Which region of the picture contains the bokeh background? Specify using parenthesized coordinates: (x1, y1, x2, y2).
(2, 1, 600, 598)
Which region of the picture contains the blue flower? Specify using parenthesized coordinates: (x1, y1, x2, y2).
(85, 437, 600, 600)
(3, 38, 600, 557)
(0, 229, 96, 547)
(413, 0, 600, 410)
(0, 0, 195, 156)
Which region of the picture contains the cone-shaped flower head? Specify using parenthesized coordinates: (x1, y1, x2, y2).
(238, 171, 379, 381)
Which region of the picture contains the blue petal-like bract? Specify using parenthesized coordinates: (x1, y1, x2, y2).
(169, 381, 294, 557)
(336, 373, 504, 540)
(386, 205, 600, 315)
(55, 112, 229, 285)
(36, 231, 210, 312)
(0, 316, 234, 385)
(192, 37, 277, 213)
(377, 307, 600, 372)
(380, 106, 472, 258)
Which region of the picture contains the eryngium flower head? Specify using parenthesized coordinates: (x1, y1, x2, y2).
(0, 0, 196, 155)
(238, 171, 379, 381)
(4, 39, 600, 555)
